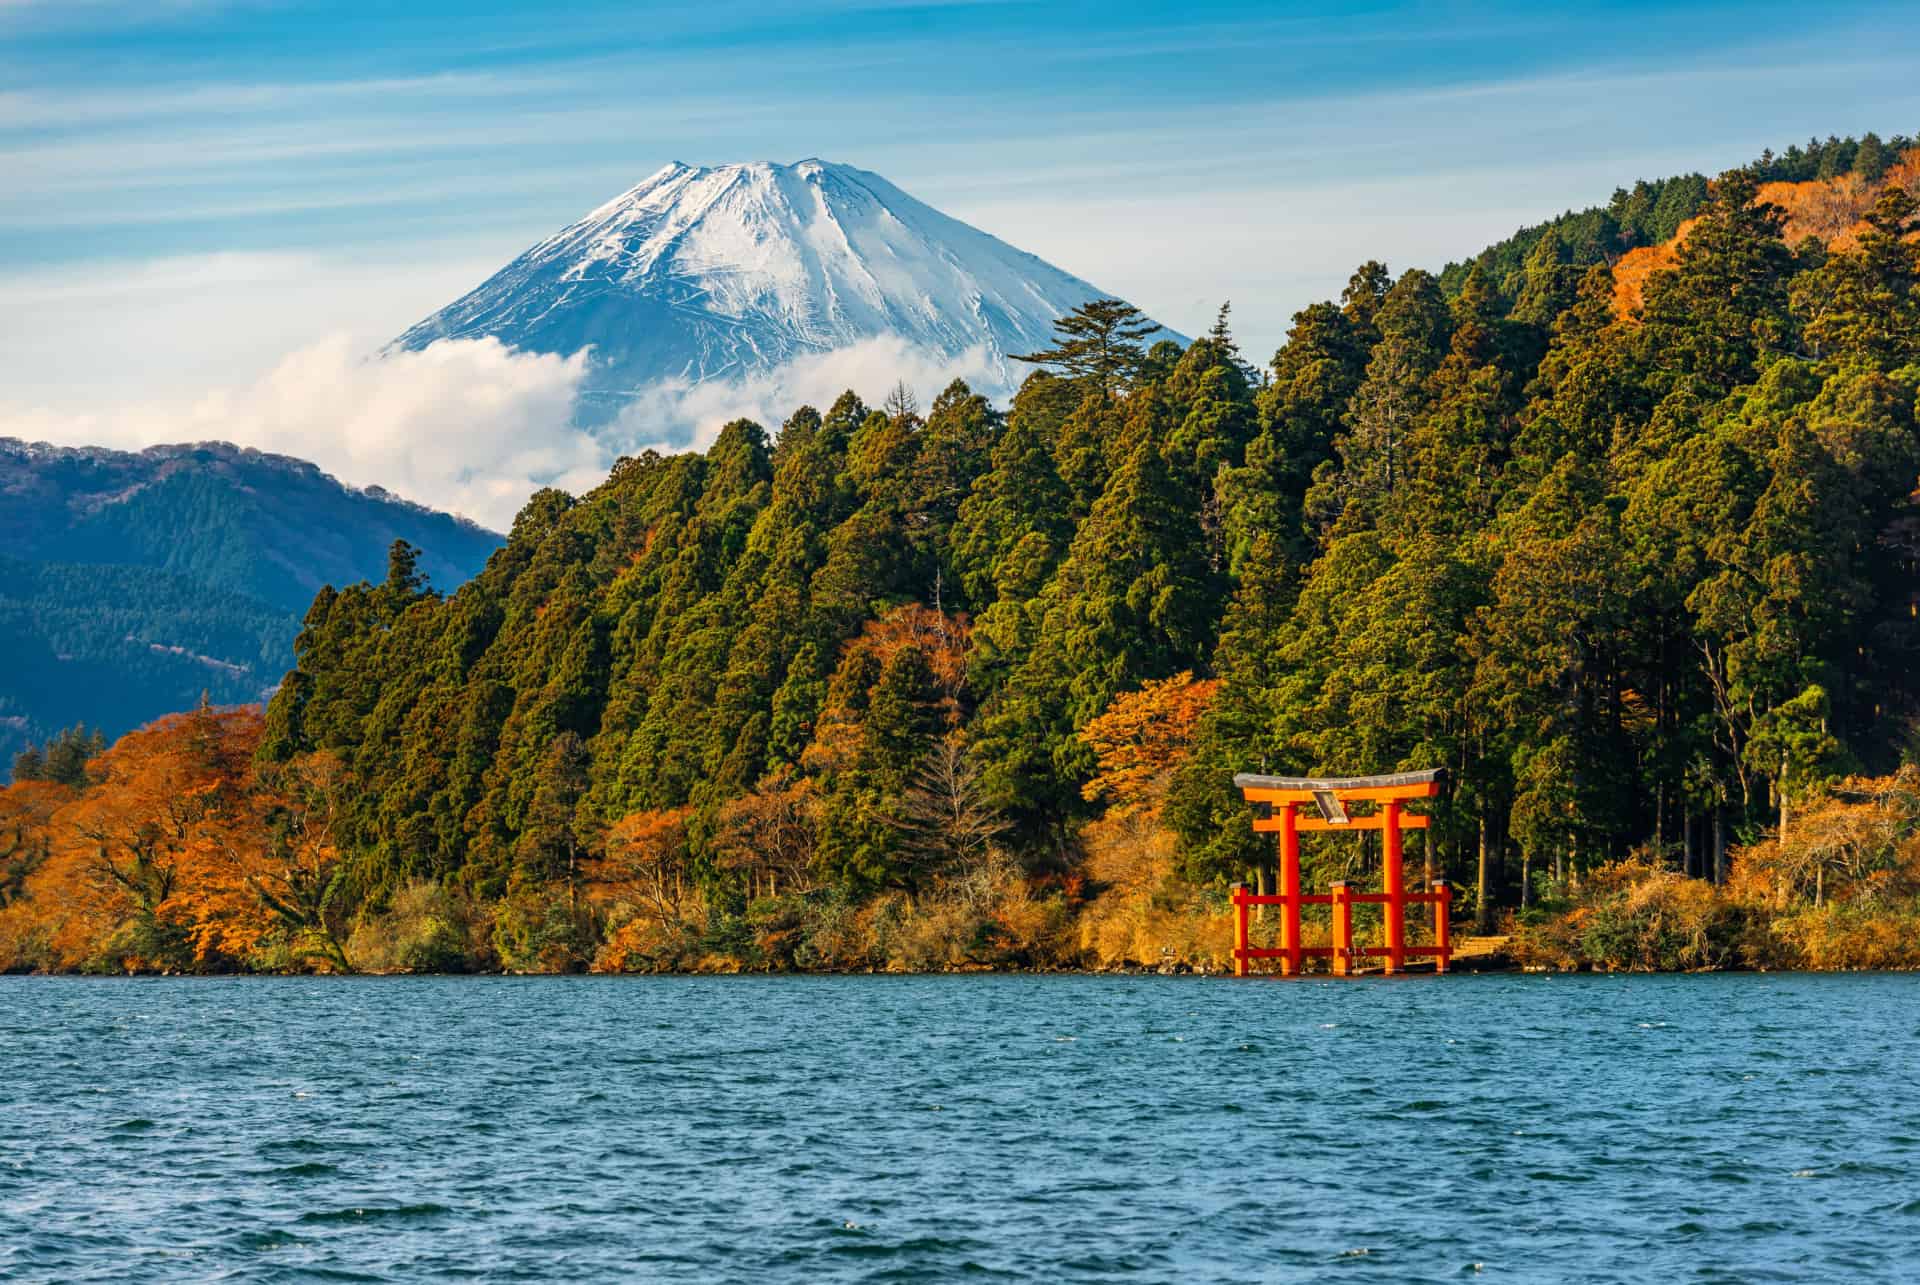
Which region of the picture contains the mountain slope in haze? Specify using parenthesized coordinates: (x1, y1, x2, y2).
(0, 439, 504, 774)
(391, 158, 1185, 425)
(0, 554, 298, 757)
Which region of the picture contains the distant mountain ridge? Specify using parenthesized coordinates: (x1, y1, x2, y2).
(391, 158, 1184, 426)
(0, 438, 503, 775)
(0, 438, 498, 615)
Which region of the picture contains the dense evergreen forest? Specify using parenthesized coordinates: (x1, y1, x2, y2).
(0, 554, 299, 755)
(5, 146, 1920, 974)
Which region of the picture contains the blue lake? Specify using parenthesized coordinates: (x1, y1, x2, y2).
(2, 973, 1917, 1282)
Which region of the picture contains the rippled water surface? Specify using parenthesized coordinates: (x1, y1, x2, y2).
(3, 974, 1919, 1282)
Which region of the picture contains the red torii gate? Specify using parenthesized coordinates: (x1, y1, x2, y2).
(1229, 769, 1452, 977)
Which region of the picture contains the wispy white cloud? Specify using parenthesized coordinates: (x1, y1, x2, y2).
(0, 336, 600, 530)
(0, 99, 806, 212)
(0, 71, 572, 129)
(0, 320, 1011, 531)
(0, 249, 326, 303)
(609, 336, 1004, 455)
(0, 248, 512, 407)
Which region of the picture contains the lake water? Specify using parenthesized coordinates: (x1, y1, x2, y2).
(2, 973, 1917, 1282)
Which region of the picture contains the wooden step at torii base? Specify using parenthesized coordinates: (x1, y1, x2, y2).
(1229, 769, 1451, 977)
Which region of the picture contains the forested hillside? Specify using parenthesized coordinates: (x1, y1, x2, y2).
(0, 440, 502, 772)
(0, 440, 501, 614)
(4, 154, 1920, 974)
(0, 554, 297, 750)
(1440, 130, 1915, 299)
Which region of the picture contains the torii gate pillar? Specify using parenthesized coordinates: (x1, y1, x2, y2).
(1277, 801, 1302, 976)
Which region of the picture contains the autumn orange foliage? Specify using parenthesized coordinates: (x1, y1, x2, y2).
(1514, 769, 1920, 972)
(853, 603, 971, 696)
(591, 807, 694, 916)
(1729, 769, 1920, 910)
(0, 704, 392, 973)
(710, 769, 816, 899)
(0, 705, 274, 972)
(1613, 148, 1920, 315)
(1611, 228, 1690, 318)
(1078, 671, 1218, 816)
(801, 604, 969, 779)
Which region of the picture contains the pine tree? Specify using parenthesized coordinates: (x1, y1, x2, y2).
(1307, 268, 1450, 536)
(951, 391, 1073, 612)
(1469, 459, 1632, 869)
(37, 724, 105, 789)
(1161, 311, 1259, 503)
(1394, 264, 1524, 538)
(1340, 260, 1393, 337)
(1792, 185, 1920, 364)
(11, 744, 45, 783)
(516, 731, 590, 890)
(1051, 387, 1128, 514)
(975, 428, 1221, 835)
(1219, 300, 1369, 574)
(1640, 170, 1795, 393)
(1854, 131, 1891, 182)
(385, 539, 427, 602)
(1510, 263, 1647, 480)
(1013, 298, 1159, 399)
(1165, 532, 1298, 881)
(809, 637, 947, 890)
(861, 645, 943, 794)
(907, 380, 1001, 593)
(1512, 231, 1580, 328)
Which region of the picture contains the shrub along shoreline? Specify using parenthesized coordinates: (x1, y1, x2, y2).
(4, 704, 1915, 976)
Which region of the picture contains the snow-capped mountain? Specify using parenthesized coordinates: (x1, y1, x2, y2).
(390, 159, 1182, 425)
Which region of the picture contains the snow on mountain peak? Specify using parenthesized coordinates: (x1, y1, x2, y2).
(390, 159, 1182, 428)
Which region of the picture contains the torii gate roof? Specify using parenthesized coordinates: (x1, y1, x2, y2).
(1233, 769, 1445, 802)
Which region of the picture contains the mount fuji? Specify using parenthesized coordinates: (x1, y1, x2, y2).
(390, 159, 1183, 427)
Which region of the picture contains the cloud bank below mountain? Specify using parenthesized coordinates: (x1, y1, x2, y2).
(0, 334, 1008, 531)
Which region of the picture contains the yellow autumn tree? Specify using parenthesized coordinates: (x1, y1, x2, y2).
(592, 807, 695, 923)
(711, 768, 816, 900)
(1731, 768, 1920, 909)
(1078, 672, 1219, 817)
(0, 778, 71, 969)
(587, 806, 697, 972)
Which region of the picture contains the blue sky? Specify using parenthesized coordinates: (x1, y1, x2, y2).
(10, 2, 1919, 271)
(4, 0, 1920, 520)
